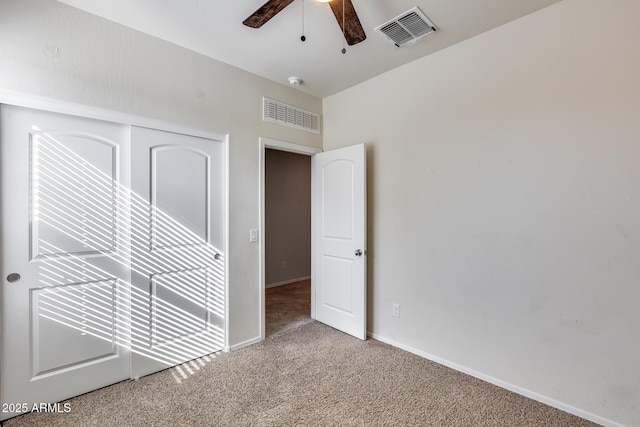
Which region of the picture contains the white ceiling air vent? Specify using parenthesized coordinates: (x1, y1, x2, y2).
(375, 7, 436, 48)
(263, 97, 320, 134)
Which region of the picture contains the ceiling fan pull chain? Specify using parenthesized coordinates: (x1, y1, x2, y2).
(341, 0, 346, 53)
(300, 0, 306, 42)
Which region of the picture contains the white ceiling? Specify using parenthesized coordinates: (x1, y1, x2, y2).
(56, 0, 562, 98)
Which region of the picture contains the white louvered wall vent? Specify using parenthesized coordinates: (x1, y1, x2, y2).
(263, 97, 320, 134)
(375, 7, 436, 48)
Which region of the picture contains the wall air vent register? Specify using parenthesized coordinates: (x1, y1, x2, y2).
(263, 97, 320, 134)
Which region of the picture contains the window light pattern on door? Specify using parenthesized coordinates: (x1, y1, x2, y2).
(30, 128, 225, 372)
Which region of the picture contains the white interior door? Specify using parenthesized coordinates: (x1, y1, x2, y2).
(130, 126, 225, 378)
(312, 143, 367, 340)
(0, 105, 131, 420)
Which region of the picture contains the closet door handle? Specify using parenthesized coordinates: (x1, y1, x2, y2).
(6, 273, 21, 283)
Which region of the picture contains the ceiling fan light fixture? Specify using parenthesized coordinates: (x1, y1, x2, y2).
(315, 0, 333, 3)
(243, 0, 365, 45)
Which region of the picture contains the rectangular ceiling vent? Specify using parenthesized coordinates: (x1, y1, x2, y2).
(375, 7, 436, 48)
(263, 97, 320, 134)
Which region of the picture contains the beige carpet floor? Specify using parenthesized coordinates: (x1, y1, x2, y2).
(3, 281, 598, 426)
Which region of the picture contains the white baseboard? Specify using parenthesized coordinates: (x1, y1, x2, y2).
(367, 331, 620, 427)
(228, 335, 263, 352)
(265, 276, 311, 289)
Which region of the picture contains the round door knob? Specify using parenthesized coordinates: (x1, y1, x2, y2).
(7, 273, 21, 283)
(354, 249, 363, 257)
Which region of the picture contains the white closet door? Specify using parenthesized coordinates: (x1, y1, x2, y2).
(130, 126, 225, 378)
(0, 105, 131, 420)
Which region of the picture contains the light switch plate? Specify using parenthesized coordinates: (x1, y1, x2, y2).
(392, 303, 400, 318)
(250, 229, 259, 242)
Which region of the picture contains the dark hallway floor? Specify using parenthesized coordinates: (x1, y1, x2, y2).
(265, 279, 311, 337)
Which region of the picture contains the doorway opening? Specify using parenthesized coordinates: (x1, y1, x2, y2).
(259, 139, 321, 339)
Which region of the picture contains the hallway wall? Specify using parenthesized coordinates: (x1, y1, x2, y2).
(264, 149, 311, 287)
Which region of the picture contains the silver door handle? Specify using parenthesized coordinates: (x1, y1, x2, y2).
(354, 249, 363, 257)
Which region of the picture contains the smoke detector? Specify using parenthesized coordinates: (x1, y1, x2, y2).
(375, 7, 437, 48)
(288, 76, 303, 87)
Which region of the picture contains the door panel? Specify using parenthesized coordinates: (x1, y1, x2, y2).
(32, 279, 118, 374)
(130, 126, 225, 378)
(322, 160, 354, 239)
(312, 143, 366, 340)
(152, 147, 209, 247)
(151, 268, 208, 344)
(31, 132, 118, 257)
(322, 256, 353, 313)
(0, 105, 130, 420)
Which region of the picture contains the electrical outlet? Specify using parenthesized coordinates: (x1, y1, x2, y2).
(392, 303, 400, 318)
(281, 261, 287, 269)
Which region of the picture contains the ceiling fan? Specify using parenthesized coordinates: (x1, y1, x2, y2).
(243, 0, 366, 46)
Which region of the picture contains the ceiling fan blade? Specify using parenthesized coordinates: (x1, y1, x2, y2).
(328, 0, 366, 46)
(243, 0, 296, 29)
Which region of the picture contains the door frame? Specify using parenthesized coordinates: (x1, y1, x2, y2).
(258, 138, 321, 340)
(0, 91, 231, 352)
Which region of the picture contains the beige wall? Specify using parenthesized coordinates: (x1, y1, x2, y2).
(0, 0, 322, 348)
(264, 149, 311, 286)
(323, 0, 640, 425)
